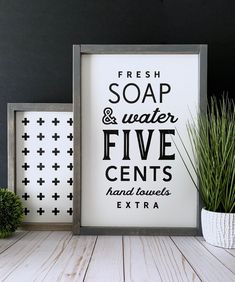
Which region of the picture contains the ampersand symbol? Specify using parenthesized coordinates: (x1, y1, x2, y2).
(102, 107, 117, 125)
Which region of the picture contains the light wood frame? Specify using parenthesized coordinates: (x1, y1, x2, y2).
(73, 44, 208, 235)
(8, 103, 73, 231)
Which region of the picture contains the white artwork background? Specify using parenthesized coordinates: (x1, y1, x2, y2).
(81, 54, 199, 228)
(16, 112, 73, 223)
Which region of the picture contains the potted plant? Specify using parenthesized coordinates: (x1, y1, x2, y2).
(177, 96, 235, 248)
(0, 188, 24, 238)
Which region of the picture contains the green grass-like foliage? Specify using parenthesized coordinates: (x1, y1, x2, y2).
(0, 188, 24, 238)
(179, 96, 235, 213)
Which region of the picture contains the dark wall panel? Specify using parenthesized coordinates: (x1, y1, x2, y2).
(0, 0, 234, 186)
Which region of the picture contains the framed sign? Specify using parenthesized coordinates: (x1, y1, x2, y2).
(73, 45, 207, 235)
(8, 103, 73, 230)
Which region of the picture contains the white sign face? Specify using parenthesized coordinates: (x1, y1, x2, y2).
(81, 54, 199, 228)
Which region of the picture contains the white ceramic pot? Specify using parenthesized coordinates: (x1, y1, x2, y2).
(201, 208, 235, 249)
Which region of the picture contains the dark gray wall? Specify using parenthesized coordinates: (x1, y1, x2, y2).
(0, 0, 234, 186)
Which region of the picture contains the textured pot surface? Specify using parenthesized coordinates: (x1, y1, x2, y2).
(201, 208, 235, 249)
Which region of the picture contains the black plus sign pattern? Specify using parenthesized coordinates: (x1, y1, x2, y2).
(22, 178, 30, 186)
(37, 178, 45, 186)
(17, 112, 74, 223)
(37, 148, 45, 155)
(67, 193, 73, 200)
(24, 208, 30, 215)
(67, 133, 73, 141)
(22, 118, 30, 125)
(52, 208, 60, 215)
(22, 193, 30, 200)
(37, 193, 45, 200)
(22, 148, 30, 155)
(67, 178, 73, 186)
(52, 133, 60, 141)
(52, 193, 60, 200)
(52, 178, 60, 186)
(37, 163, 45, 170)
(37, 133, 45, 140)
(67, 148, 73, 156)
(52, 148, 60, 156)
(67, 118, 73, 126)
(67, 163, 73, 170)
(22, 133, 30, 140)
(67, 208, 73, 215)
(37, 208, 45, 215)
(52, 163, 60, 170)
(37, 118, 45, 125)
(22, 163, 30, 170)
(52, 118, 60, 126)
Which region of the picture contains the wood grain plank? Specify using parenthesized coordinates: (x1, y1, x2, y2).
(172, 236, 235, 282)
(84, 236, 123, 282)
(196, 237, 235, 275)
(43, 235, 97, 282)
(124, 236, 200, 282)
(0, 231, 27, 254)
(0, 231, 51, 278)
(226, 249, 235, 257)
(1, 231, 72, 282)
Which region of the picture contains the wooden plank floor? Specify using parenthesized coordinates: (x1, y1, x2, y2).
(0, 232, 234, 282)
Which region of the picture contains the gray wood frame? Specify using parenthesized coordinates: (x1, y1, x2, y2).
(8, 103, 73, 231)
(73, 44, 207, 235)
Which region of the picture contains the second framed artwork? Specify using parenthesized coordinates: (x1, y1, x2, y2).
(73, 45, 207, 235)
(8, 103, 74, 230)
